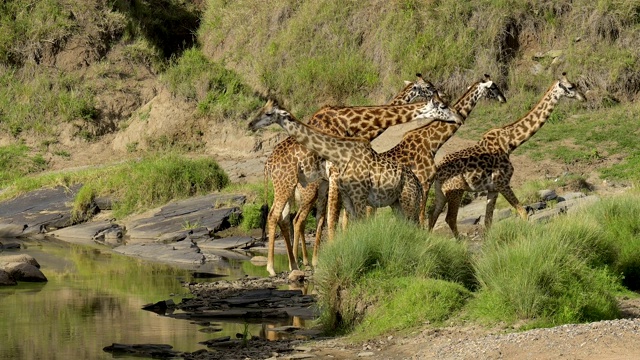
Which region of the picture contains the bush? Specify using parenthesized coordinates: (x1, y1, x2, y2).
(314, 213, 474, 333)
(581, 195, 640, 290)
(471, 218, 621, 326)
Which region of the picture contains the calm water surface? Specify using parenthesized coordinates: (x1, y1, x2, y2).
(0, 237, 309, 360)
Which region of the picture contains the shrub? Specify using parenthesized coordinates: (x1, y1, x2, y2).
(315, 213, 474, 333)
(471, 218, 621, 326)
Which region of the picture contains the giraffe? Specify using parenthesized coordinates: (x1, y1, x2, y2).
(249, 97, 462, 228)
(379, 74, 506, 226)
(428, 72, 586, 237)
(259, 74, 440, 276)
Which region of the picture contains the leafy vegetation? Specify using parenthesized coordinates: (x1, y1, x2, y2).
(0, 144, 46, 186)
(315, 193, 640, 337)
(314, 212, 475, 334)
(161, 48, 263, 120)
(1, 154, 229, 220)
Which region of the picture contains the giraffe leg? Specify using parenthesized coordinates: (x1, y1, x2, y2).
(326, 171, 341, 243)
(428, 181, 446, 231)
(500, 186, 528, 221)
(340, 205, 348, 231)
(292, 182, 318, 267)
(445, 190, 464, 238)
(419, 181, 432, 227)
(277, 212, 298, 273)
(312, 180, 328, 268)
(266, 198, 288, 277)
(485, 191, 499, 230)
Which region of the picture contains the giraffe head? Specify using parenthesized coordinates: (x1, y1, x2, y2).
(479, 74, 507, 103)
(418, 93, 464, 124)
(553, 72, 586, 102)
(247, 99, 291, 131)
(401, 73, 440, 103)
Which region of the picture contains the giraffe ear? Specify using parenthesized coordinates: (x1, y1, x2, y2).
(404, 80, 412, 86)
(484, 74, 491, 80)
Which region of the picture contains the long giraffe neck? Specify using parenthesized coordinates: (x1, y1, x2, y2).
(498, 81, 561, 151)
(277, 111, 363, 166)
(452, 81, 484, 120)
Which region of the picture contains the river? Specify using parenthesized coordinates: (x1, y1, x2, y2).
(0, 237, 306, 359)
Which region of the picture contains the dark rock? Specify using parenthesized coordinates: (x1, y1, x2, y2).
(103, 343, 181, 358)
(198, 336, 231, 346)
(538, 189, 557, 201)
(0, 269, 17, 286)
(50, 221, 122, 246)
(0, 185, 82, 237)
(198, 327, 223, 333)
(93, 196, 113, 210)
(141, 299, 176, 315)
(124, 194, 245, 241)
(0, 242, 20, 250)
(2, 262, 47, 282)
(198, 236, 256, 250)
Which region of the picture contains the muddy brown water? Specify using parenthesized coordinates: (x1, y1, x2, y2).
(0, 237, 313, 360)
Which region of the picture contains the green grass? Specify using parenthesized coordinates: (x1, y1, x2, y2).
(161, 47, 263, 121)
(0, 66, 98, 137)
(0, 0, 75, 66)
(314, 213, 474, 334)
(2, 154, 229, 220)
(315, 194, 640, 336)
(349, 277, 470, 340)
(0, 144, 47, 186)
(470, 219, 621, 327)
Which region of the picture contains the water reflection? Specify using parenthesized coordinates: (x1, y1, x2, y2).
(0, 237, 312, 360)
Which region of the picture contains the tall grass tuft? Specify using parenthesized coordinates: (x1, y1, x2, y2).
(471, 216, 621, 327)
(103, 154, 229, 218)
(314, 213, 474, 333)
(578, 195, 640, 290)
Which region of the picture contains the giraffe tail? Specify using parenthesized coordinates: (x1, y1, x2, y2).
(259, 163, 270, 242)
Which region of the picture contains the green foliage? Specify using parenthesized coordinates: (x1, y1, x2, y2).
(0, 0, 75, 66)
(0, 144, 47, 186)
(239, 204, 265, 232)
(0, 65, 98, 137)
(314, 213, 474, 332)
(349, 277, 470, 339)
(161, 48, 262, 120)
(101, 154, 230, 218)
(601, 153, 640, 182)
(2, 154, 229, 219)
(470, 210, 624, 326)
(579, 196, 640, 290)
(71, 184, 96, 223)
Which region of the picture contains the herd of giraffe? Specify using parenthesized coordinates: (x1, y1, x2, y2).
(247, 72, 586, 277)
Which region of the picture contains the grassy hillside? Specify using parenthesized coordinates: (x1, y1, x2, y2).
(1, 0, 639, 190)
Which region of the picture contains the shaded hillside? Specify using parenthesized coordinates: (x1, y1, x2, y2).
(201, 0, 640, 113)
(1, 0, 640, 187)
